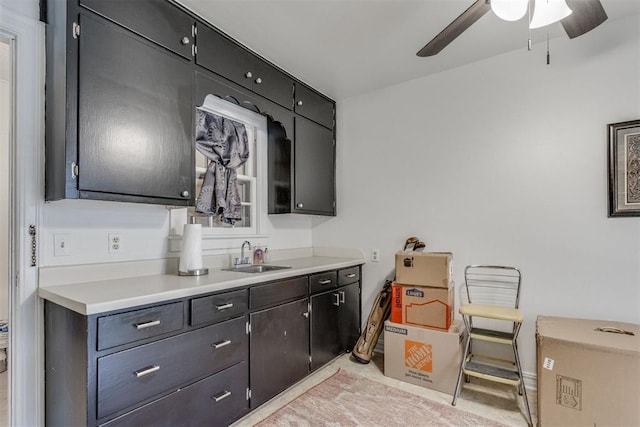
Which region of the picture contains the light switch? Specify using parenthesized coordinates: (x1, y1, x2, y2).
(54, 234, 72, 256)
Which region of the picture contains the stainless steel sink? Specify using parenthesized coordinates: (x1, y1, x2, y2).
(223, 265, 291, 274)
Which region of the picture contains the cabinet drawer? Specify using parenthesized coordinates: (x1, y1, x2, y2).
(294, 83, 334, 129)
(97, 302, 184, 351)
(309, 271, 338, 294)
(101, 361, 248, 427)
(190, 289, 247, 326)
(80, 0, 194, 60)
(250, 277, 308, 310)
(97, 316, 247, 419)
(338, 267, 360, 286)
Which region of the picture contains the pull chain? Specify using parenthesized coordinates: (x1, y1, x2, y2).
(527, 0, 532, 51)
(546, 29, 550, 65)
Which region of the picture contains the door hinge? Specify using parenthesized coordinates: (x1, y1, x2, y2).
(192, 24, 196, 37)
(192, 44, 197, 57)
(71, 162, 79, 179)
(246, 388, 251, 400)
(309, 355, 312, 364)
(72, 22, 80, 39)
(28, 225, 37, 267)
(246, 321, 251, 335)
(15, 271, 20, 288)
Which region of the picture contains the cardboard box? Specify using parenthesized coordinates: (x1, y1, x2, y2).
(384, 320, 465, 395)
(395, 251, 453, 288)
(390, 283, 454, 330)
(536, 316, 640, 427)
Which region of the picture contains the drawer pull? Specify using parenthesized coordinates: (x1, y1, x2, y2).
(134, 365, 160, 378)
(215, 303, 234, 311)
(319, 279, 332, 285)
(345, 273, 357, 278)
(212, 339, 232, 349)
(211, 390, 232, 403)
(135, 320, 161, 330)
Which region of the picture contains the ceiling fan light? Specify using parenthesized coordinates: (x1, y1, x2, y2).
(529, 0, 573, 29)
(491, 0, 528, 22)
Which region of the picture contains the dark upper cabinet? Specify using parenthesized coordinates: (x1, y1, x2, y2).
(294, 117, 335, 215)
(77, 12, 194, 202)
(294, 83, 334, 129)
(196, 23, 294, 110)
(79, 0, 195, 60)
(45, 2, 194, 205)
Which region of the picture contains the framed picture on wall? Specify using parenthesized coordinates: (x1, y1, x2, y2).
(608, 119, 640, 217)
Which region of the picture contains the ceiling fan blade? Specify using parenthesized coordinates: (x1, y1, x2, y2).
(561, 0, 608, 39)
(417, 0, 491, 57)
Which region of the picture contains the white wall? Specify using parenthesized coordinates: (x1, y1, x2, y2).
(42, 199, 313, 266)
(313, 15, 640, 376)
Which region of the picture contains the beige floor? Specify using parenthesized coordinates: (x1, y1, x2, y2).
(233, 352, 537, 426)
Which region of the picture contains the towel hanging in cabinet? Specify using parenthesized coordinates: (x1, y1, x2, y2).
(194, 106, 250, 224)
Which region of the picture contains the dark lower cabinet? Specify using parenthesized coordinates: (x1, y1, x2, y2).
(44, 267, 361, 426)
(310, 282, 361, 371)
(249, 298, 310, 408)
(102, 361, 248, 427)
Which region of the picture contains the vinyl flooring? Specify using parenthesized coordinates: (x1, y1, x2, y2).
(232, 352, 537, 426)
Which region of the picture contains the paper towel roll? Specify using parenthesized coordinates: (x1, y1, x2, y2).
(179, 223, 203, 273)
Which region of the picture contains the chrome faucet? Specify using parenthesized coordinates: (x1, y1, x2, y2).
(234, 241, 252, 267)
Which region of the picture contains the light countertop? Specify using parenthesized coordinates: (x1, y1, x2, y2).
(38, 256, 364, 315)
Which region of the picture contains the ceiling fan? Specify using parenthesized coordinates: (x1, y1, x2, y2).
(417, 0, 608, 57)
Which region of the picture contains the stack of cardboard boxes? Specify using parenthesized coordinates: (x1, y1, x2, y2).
(383, 251, 466, 395)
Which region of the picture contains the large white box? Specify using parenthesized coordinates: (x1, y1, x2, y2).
(383, 320, 465, 395)
(537, 316, 640, 427)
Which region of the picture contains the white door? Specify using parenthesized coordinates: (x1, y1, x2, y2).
(0, 5, 45, 427)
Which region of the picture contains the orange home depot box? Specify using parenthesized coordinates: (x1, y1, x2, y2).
(384, 320, 465, 395)
(536, 316, 640, 427)
(390, 283, 453, 330)
(395, 251, 452, 288)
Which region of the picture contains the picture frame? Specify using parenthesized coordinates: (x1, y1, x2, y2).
(608, 119, 640, 217)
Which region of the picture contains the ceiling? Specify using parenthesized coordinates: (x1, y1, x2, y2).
(178, 0, 640, 101)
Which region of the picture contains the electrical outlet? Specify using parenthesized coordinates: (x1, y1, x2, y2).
(371, 249, 380, 262)
(109, 233, 122, 254)
(54, 234, 72, 257)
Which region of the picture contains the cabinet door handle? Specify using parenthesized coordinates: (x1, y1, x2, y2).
(134, 365, 160, 378)
(346, 273, 356, 278)
(212, 339, 232, 349)
(296, 100, 303, 106)
(215, 303, 233, 311)
(255, 77, 262, 84)
(181, 36, 190, 45)
(181, 190, 190, 198)
(319, 279, 332, 285)
(333, 293, 340, 306)
(211, 390, 232, 403)
(302, 311, 309, 318)
(135, 320, 160, 330)
(296, 203, 304, 208)
(339, 291, 345, 304)
(245, 71, 253, 78)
